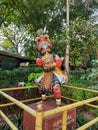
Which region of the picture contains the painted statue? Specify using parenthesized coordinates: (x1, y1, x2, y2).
(35, 34, 68, 107)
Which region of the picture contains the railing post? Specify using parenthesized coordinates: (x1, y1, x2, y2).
(0, 110, 18, 130)
(35, 103, 43, 130)
(62, 110, 67, 130)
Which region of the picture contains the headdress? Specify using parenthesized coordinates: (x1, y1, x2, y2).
(35, 34, 52, 52)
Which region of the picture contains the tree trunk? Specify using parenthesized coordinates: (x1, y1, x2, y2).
(96, 49, 98, 59)
(65, 0, 70, 76)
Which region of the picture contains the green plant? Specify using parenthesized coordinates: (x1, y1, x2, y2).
(76, 113, 98, 130)
(0, 65, 43, 88)
(14, 112, 23, 130)
(76, 113, 89, 128)
(61, 86, 73, 98)
(84, 91, 93, 99)
(26, 71, 43, 86)
(69, 70, 87, 88)
(89, 108, 98, 117)
(0, 124, 10, 130)
(72, 90, 84, 101)
(82, 60, 98, 87)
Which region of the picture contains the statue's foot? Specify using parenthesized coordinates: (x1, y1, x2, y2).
(56, 98, 61, 107)
(42, 94, 47, 101)
(36, 101, 43, 111)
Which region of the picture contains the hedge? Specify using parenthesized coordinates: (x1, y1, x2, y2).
(0, 65, 43, 88)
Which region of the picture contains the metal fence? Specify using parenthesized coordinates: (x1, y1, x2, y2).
(0, 86, 98, 130)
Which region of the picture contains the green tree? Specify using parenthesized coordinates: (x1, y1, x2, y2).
(69, 17, 97, 68)
(0, 0, 66, 34)
(0, 24, 32, 56)
(51, 16, 97, 69)
(0, 0, 97, 69)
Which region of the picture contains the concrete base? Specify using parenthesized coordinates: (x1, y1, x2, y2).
(23, 99, 76, 130)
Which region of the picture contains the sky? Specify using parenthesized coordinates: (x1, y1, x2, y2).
(92, 9, 98, 24)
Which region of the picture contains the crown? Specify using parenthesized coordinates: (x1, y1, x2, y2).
(35, 34, 52, 51)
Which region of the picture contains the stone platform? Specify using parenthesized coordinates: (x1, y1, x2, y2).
(23, 99, 76, 130)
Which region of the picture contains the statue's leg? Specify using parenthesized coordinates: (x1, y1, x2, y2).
(38, 87, 47, 101)
(52, 84, 61, 106)
(42, 93, 47, 100)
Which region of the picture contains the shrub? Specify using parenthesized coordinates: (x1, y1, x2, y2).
(0, 65, 43, 88)
(76, 113, 98, 129)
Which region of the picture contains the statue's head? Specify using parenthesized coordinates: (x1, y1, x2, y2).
(35, 34, 52, 55)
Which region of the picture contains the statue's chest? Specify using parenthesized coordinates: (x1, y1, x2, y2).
(42, 54, 54, 65)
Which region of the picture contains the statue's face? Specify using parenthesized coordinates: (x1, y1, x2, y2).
(41, 45, 51, 55)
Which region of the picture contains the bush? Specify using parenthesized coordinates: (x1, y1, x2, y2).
(70, 69, 87, 88)
(0, 65, 43, 88)
(76, 113, 98, 129)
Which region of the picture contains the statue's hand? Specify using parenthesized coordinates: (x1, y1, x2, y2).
(43, 63, 56, 70)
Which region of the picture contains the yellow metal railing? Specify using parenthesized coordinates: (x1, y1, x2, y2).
(63, 85, 98, 94)
(0, 85, 98, 130)
(76, 117, 98, 130)
(62, 96, 98, 109)
(0, 91, 36, 117)
(0, 109, 18, 130)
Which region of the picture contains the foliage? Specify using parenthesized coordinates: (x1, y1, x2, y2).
(70, 69, 86, 80)
(0, 124, 10, 130)
(62, 69, 94, 101)
(0, 0, 97, 66)
(80, 60, 98, 88)
(72, 90, 84, 101)
(70, 0, 97, 21)
(76, 113, 98, 129)
(0, 112, 23, 130)
(51, 32, 67, 57)
(87, 60, 98, 85)
(0, 0, 97, 33)
(71, 89, 93, 100)
(69, 17, 97, 68)
(0, 1, 98, 128)
(70, 69, 87, 87)
(76, 113, 90, 128)
(0, 24, 34, 56)
(14, 112, 23, 130)
(0, 65, 43, 88)
(84, 91, 93, 99)
(26, 71, 43, 86)
(89, 108, 98, 117)
(0, 0, 66, 34)
(24, 36, 38, 59)
(51, 16, 97, 69)
(0, 0, 17, 26)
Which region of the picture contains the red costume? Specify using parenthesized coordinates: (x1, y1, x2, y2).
(35, 35, 68, 106)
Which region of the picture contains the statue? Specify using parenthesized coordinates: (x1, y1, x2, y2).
(35, 34, 68, 107)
